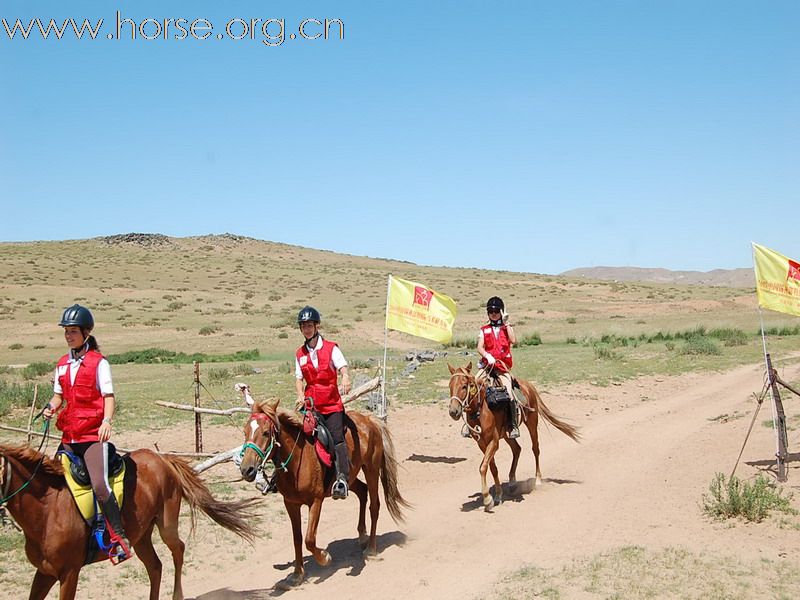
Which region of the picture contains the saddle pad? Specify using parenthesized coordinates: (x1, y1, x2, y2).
(60, 453, 125, 524)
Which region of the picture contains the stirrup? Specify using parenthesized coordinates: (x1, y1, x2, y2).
(332, 478, 348, 499)
(461, 424, 471, 438)
(508, 426, 520, 439)
(108, 536, 132, 565)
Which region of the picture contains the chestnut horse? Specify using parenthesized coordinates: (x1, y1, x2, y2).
(447, 362, 579, 510)
(239, 398, 410, 587)
(0, 443, 258, 600)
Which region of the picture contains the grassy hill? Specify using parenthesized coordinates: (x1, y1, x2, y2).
(1, 233, 797, 432)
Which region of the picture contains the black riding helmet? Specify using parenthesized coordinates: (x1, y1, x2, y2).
(59, 304, 94, 330)
(486, 297, 504, 313)
(297, 306, 321, 324)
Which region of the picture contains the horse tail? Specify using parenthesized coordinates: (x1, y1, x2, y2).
(525, 382, 581, 442)
(375, 418, 412, 523)
(162, 455, 258, 543)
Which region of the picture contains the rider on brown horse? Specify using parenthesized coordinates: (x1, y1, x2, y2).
(477, 296, 520, 438)
(42, 304, 132, 563)
(294, 305, 352, 499)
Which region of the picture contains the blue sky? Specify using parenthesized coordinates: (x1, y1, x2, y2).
(2, 1, 798, 274)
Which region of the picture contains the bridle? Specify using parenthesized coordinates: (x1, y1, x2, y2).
(240, 412, 299, 476)
(449, 371, 485, 437)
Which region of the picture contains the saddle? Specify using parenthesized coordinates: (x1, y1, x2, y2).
(302, 408, 334, 468)
(58, 448, 127, 565)
(58, 448, 126, 524)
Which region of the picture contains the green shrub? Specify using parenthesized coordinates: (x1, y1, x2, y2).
(708, 327, 748, 346)
(445, 336, 477, 349)
(107, 347, 260, 365)
(207, 368, 231, 383)
(232, 363, 254, 376)
(21, 362, 53, 380)
(0, 380, 38, 416)
(8, 343, 23, 350)
(566, 337, 577, 344)
(702, 473, 796, 522)
(680, 336, 721, 356)
(594, 345, 620, 360)
(517, 333, 542, 347)
(199, 326, 221, 336)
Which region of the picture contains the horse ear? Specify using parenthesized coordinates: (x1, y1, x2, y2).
(265, 397, 280, 411)
(466, 361, 472, 373)
(448, 364, 455, 374)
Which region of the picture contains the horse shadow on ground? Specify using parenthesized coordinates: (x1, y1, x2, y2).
(460, 477, 582, 512)
(190, 530, 407, 599)
(406, 453, 467, 464)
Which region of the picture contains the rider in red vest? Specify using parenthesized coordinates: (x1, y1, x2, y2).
(43, 304, 132, 563)
(294, 306, 352, 499)
(477, 296, 520, 438)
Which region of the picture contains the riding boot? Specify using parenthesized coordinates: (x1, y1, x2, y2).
(100, 495, 133, 564)
(508, 402, 520, 439)
(331, 442, 350, 499)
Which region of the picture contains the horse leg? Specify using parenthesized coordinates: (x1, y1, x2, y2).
(365, 466, 382, 557)
(134, 523, 164, 600)
(479, 438, 499, 511)
(351, 478, 369, 549)
(525, 411, 543, 486)
(305, 498, 331, 567)
(156, 501, 185, 600)
(28, 570, 57, 600)
(505, 437, 522, 492)
(284, 499, 306, 586)
(488, 456, 503, 505)
(57, 570, 80, 600)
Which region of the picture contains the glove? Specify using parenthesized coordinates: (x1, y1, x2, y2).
(502, 311, 509, 325)
(485, 355, 496, 366)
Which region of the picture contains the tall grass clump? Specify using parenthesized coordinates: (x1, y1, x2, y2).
(680, 335, 721, 356)
(702, 473, 795, 522)
(708, 327, 749, 346)
(108, 347, 260, 365)
(0, 380, 38, 416)
(21, 362, 53, 380)
(445, 335, 478, 349)
(517, 333, 542, 347)
(593, 345, 620, 360)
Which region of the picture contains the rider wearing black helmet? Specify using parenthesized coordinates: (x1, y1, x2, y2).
(477, 296, 520, 438)
(43, 304, 132, 562)
(294, 306, 353, 499)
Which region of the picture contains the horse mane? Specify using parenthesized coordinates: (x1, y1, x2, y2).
(0, 443, 64, 477)
(252, 398, 303, 430)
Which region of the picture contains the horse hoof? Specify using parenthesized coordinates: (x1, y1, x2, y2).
(277, 573, 304, 589)
(317, 550, 332, 567)
(483, 496, 495, 511)
(362, 547, 380, 560)
(535, 476, 542, 487)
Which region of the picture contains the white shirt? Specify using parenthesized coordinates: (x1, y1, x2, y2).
(295, 336, 347, 380)
(53, 352, 114, 396)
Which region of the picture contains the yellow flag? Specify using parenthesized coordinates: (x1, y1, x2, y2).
(385, 276, 457, 343)
(753, 242, 800, 317)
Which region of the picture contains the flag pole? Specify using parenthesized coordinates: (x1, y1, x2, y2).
(380, 274, 392, 421)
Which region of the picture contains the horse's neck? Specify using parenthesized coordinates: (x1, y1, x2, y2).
(3, 455, 53, 529)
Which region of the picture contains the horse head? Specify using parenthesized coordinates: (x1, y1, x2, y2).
(239, 398, 281, 482)
(447, 362, 480, 421)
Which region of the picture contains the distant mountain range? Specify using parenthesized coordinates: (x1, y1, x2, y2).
(559, 266, 754, 288)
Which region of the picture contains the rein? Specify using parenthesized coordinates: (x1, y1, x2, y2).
(242, 413, 300, 475)
(0, 419, 51, 506)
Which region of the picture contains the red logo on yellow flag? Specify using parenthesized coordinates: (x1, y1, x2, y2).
(386, 276, 457, 343)
(414, 286, 433, 309)
(753, 242, 800, 317)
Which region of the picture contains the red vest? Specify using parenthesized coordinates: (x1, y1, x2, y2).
(296, 340, 343, 414)
(55, 350, 105, 443)
(481, 324, 513, 372)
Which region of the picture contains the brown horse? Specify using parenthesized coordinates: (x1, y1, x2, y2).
(0, 443, 258, 600)
(447, 362, 580, 511)
(239, 398, 410, 587)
